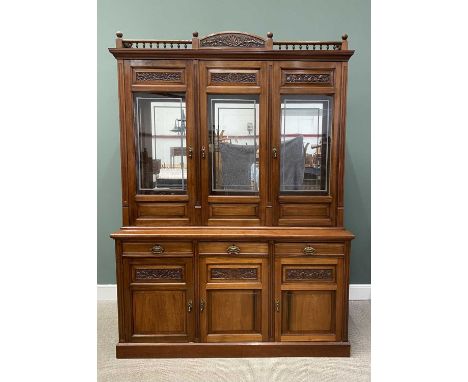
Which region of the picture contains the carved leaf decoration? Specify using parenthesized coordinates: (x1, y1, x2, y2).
(211, 268, 258, 280)
(135, 268, 183, 280)
(285, 73, 331, 84)
(135, 72, 182, 82)
(201, 33, 265, 48)
(211, 72, 257, 83)
(285, 268, 333, 281)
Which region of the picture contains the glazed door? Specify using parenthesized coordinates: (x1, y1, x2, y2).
(274, 254, 344, 342)
(124, 60, 197, 226)
(199, 61, 268, 225)
(123, 257, 195, 342)
(271, 62, 343, 226)
(199, 255, 269, 342)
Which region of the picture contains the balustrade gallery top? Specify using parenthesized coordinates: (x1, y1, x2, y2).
(110, 31, 353, 60)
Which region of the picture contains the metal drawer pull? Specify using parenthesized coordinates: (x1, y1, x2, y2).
(275, 299, 280, 312)
(151, 244, 165, 254)
(303, 245, 316, 255)
(226, 244, 241, 255)
(187, 300, 193, 312)
(200, 299, 205, 312)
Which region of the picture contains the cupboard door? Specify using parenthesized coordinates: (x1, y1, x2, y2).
(275, 256, 343, 342)
(199, 61, 268, 226)
(272, 62, 342, 226)
(123, 257, 194, 342)
(199, 256, 269, 342)
(124, 60, 197, 226)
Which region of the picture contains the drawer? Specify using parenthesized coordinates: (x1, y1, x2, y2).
(198, 242, 268, 255)
(122, 241, 193, 256)
(274, 242, 344, 256)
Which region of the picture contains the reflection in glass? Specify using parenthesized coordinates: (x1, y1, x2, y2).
(280, 95, 332, 193)
(135, 93, 187, 194)
(208, 95, 259, 194)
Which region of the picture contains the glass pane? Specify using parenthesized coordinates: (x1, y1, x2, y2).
(208, 95, 260, 195)
(134, 93, 187, 194)
(280, 95, 332, 194)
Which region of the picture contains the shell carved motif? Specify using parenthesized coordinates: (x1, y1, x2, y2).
(200, 33, 265, 48)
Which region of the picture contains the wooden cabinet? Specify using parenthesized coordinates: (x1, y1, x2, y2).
(122, 257, 195, 342)
(200, 255, 269, 342)
(110, 31, 355, 358)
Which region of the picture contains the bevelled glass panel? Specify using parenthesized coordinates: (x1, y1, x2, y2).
(280, 95, 332, 194)
(208, 95, 260, 195)
(134, 93, 187, 194)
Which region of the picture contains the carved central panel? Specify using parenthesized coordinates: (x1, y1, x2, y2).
(135, 71, 182, 82)
(211, 72, 257, 84)
(200, 33, 265, 48)
(285, 73, 331, 84)
(285, 268, 333, 281)
(211, 268, 258, 280)
(135, 268, 184, 280)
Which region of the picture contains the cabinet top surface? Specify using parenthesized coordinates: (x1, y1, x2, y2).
(111, 227, 355, 240)
(109, 31, 354, 61)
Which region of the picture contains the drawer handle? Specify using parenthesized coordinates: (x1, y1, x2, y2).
(151, 244, 165, 254)
(303, 245, 316, 255)
(226, 244, 241, 255)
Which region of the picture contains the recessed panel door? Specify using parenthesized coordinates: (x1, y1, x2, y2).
(199, 256, 269, 342)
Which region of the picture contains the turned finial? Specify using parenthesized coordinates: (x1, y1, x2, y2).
(267, 32, 273, 38)
(116, 31, 123, 38)
(342, 33, 348, 40)
(193, 31, 199, 37)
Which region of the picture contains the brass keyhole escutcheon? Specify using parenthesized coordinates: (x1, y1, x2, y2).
(275, 299, 280, 312)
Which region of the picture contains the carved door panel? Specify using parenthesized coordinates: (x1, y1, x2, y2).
(271, 61, 343, 226)
(199, 61, 269, 226)
(124, 60, 198, 226)
(199, 256, 269, 342)
(123, 257, 194, 342)
(274, 256, 344, 342)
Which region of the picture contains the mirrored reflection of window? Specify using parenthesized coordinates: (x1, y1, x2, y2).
(280, 95, 332, 194)
(135, 93, 187, 194)
(208, 95, 260, 195)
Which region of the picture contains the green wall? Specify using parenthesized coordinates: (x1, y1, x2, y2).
(97, 0, 371, 284)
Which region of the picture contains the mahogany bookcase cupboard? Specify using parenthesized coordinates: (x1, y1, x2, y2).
(109, 31, 354, 358)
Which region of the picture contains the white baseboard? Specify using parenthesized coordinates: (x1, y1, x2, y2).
(97, 284, 371, 301)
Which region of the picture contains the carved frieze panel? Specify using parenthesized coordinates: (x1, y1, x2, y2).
(210, 72, 257, 84)
(135, 268, 184, 281)
(133, 69, 185, 84)
(285, 268, 333, 281)
(210, 268, 258, 280)
(200, 33, 265, 48)
(282, 71, 334, 87)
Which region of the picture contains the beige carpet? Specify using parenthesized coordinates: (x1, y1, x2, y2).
(98, 301, 370, 382)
